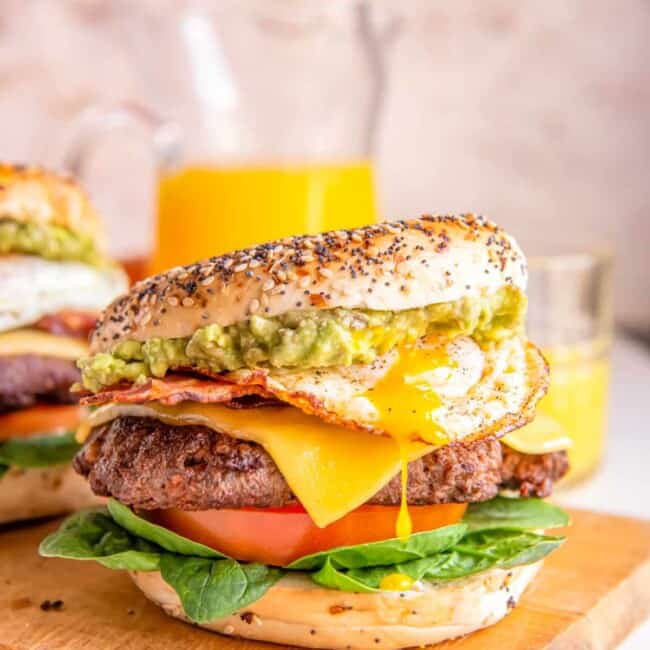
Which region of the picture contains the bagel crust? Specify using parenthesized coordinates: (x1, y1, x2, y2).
(0, 463, 103, 524)
(0, 163, 104, 247)
(90, 214, 527, 352)
(131, 563, 541, 649)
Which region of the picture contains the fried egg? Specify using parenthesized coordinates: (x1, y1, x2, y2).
(226, 335, 549, 447)
(0, 254, 127, 332)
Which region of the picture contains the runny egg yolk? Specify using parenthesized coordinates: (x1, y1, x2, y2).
(379, 573, 415, 591)
(361, 342, 457, 540)
(396, 457, 412, 541)
(364, 343, 454, 444)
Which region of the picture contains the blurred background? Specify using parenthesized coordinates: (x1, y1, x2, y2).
(2, 4, 649, 486)
(1, 0, 648, 336)
(1, 0, 649, 644)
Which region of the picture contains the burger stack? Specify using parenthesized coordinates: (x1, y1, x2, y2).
(0, 164, 127, 523)
(42, 214, 570, 649)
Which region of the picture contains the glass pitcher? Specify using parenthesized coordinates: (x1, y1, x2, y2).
(63, 0, 395, 275)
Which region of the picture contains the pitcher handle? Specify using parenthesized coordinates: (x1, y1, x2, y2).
(57, 102, 181, 280)
(59, 102, 181, 180)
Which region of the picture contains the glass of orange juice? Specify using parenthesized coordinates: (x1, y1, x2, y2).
(526, 251, 613, 484)
(61, 1, 398, 274)
(153, 162, 377, 272)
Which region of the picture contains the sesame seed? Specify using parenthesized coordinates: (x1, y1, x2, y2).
(249, 299, 260, 313)
(91, 214, 516, 350)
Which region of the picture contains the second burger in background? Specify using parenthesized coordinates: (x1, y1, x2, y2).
(0, 163, 127, 523)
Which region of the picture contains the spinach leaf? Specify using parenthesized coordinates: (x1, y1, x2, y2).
(323, 529, 565, 592)
(40, 507, 283, 623)
(108, 499, 226, 559)
(0, 432, 80, 468)
(311, 558, 378, 593)
(290, 497, 568, 571)
(288, 523, 467, 570)
(0, 465, 8, 479)
(463, 496, 570, 531)
(443, 528, 565, 574)
(39, 508, 161, 571)
(159, 554, 284, 623)
(348, 551, 495, 588)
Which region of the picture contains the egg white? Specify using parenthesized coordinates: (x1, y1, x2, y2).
(0, 254, 128, 333)
(226, 335, 548, 445)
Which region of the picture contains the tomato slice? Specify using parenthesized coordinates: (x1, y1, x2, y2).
(0, 404, 82, 440)
(151, 502, 467, 566)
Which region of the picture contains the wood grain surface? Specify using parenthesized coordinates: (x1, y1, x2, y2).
(1, 509, 649, 649)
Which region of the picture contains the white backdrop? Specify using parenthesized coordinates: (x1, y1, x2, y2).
(0, 0, 648, 331)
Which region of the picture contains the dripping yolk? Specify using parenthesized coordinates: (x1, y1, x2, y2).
(396, 455, 412, 541)
(361, 341, 458, 540)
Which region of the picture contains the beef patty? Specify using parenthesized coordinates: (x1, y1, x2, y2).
(0, 355, 80, 412)
(75, 416, 569, 511)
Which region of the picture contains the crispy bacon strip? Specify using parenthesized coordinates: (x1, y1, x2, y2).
(36, 311, 97, 339)
(80, 374, 273, 407)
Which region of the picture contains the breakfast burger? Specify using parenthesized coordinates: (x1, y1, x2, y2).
(42, 215, 569, 649)
(0, 163, 127, 523)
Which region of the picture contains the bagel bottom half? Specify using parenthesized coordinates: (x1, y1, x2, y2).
(0, 464, 102, 525)
(131, 562, 541, 650)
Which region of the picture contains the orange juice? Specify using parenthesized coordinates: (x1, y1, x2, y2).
(151, 162, 377, 273)
(537, 343, 610, 484)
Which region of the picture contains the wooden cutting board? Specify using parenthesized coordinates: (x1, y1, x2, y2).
(1, 509, 649, 650)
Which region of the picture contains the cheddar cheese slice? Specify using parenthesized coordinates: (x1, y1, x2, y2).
(80, 402, 433, 528)
(0, 328, 88, 360)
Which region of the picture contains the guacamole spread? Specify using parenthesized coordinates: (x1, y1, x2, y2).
(0, 219, 103, 266)
(79, 287, 526, 392)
